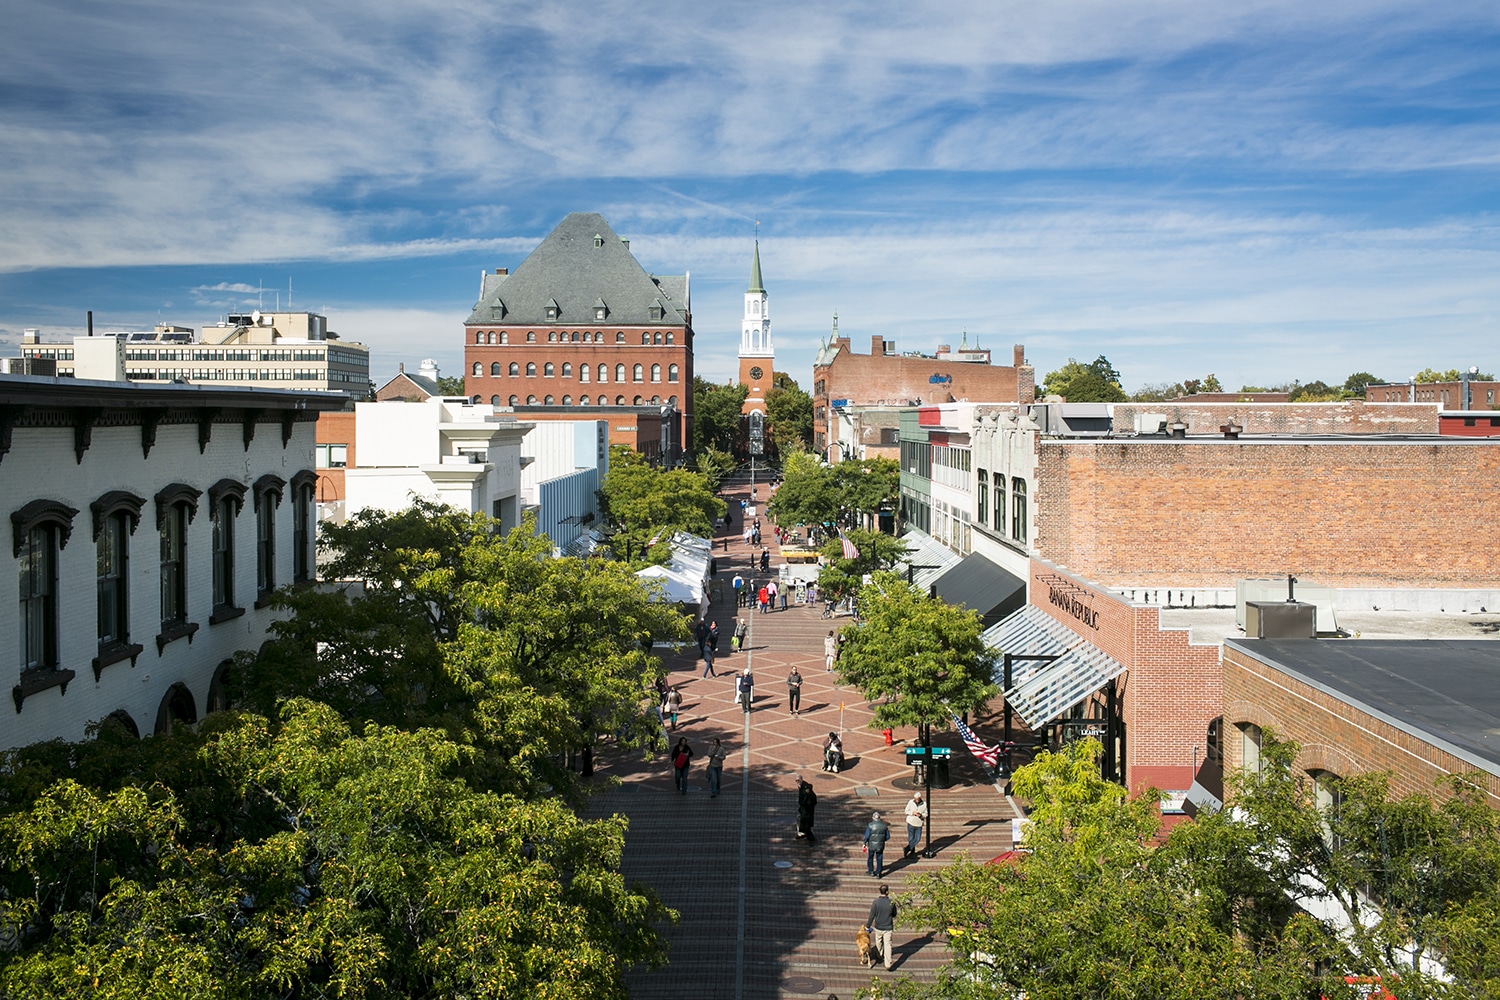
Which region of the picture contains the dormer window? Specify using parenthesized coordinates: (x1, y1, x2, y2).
(593, 234, 604, 248)
(491, 299, 507, 320)
(545, 298, 560, 321)
(595, 298, 608, 321)
(649, 299, 665, 321)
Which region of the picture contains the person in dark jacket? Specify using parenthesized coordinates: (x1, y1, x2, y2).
(863, 811, 891, 878)
(796, 778, 817, 840)
(866, 884, 897, 970)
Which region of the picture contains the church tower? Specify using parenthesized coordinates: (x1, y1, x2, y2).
(739, 241, 774, 416)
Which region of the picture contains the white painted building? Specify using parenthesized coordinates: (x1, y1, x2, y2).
(0, 375, 345, 747)
(344, 396, 529, 529)
(518, 420, 609, 554)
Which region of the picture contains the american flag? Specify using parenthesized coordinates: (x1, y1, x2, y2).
(838, 529, 860, 561)
(953, 715, 1000, 767)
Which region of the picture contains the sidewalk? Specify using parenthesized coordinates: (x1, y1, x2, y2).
(586, 479, 1020, 999)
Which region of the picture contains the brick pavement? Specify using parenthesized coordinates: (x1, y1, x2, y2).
(586, 476, 1020, 1000)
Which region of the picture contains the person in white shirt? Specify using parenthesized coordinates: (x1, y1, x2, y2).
(903, 792, 928, 857)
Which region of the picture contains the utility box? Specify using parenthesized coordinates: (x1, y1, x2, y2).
(1245, 601, 1316, 639)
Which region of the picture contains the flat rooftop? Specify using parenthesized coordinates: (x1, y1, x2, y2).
(1162, 607, 1500, 645)
(1226, 638, 1500, 776)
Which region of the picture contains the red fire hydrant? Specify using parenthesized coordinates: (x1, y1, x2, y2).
(883, 728, 894, 746)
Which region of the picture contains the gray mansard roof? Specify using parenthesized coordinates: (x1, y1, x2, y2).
(467, 213, 690, 327)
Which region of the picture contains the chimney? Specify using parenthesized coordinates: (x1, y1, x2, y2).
(872, 335, 884, 356)
(495, 268, 508, 275)
(936, 344, 950, 355)
(1013, 344, 1025, 367)
(399, 362, 405, 373)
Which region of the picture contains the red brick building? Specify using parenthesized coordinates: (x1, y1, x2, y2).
(1222, 639, 1500, 810)
(1111, 400, 1439, 437)
(1368, 377, 1500, 410)
(812, 328, 1033, 462)
(463, 212, 693, 456)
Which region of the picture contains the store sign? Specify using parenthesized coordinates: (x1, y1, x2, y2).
(1047, 581, 1100, 629)
(929, 373, 952, 384)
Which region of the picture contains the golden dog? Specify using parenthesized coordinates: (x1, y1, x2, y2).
(856, 925, 873, 968)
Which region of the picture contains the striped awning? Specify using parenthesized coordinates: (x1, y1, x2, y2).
(983, 605, 1127, 729)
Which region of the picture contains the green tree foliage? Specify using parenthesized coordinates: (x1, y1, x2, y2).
(598, 450, 725, 565)
(766, 372, 814, 453)
(436, 375, 466, 396)
(830, 457, 899, 518)
(0, 703, 673, 999)
(1415, 367, 1494, 383)
(693, 446, 737, 493)
(769, 453, 898, 530)
(1041, 356, 1127, 403)
(233, 499, 688, 800)
(886, 735, 1500, 1000)
(834, 572, 998, 736)
(815, 528, 909, 599)
(1343, 371, 1382, 395)
(691, 376, 748, 455)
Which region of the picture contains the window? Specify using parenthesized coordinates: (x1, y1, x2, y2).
(475, 332, 484, 345)
(615, 332, 625, 343)
(595, 307, 606, 321)
(526, 362, 536, 377)
(641, 333, 650, 345)
(472, 362, 482, 376)
(315, 443, 347, 469)
(615, 395, 625, 406)
(615, 363, 626, 382)
(526, 395, 537, 404)
(562, 395, 572, 406)
(665, 332, 674, 345)
(544, 362, 554, 377)
(255, 477, 282, 603)
(651, 364, 661, 382)
(1011, 477, 1027, 542)
(499, 331, 508, 344)
(544, 395, 555, 405)
(668, 364, 679, 382)
(1237, 723, 1263, 775)
(1310, 770, 1344, 849)
(292, 473, 314, 584)
(19, 524, 62, 672)
(579, 395, 590, 405)
(490, 362, 501, 376)
(668, 395, 678, 406)
(212, 497, 238, 612)
(977, 469, 988, 525)
(548, 332, 557, 342)
(597, 364, 608, 384)
(580, 364, 591, 382)
(562, 362, 572, 378)
(633, 363, 644, 382)
(97, 513, 129, 647)
(992, 471, 1004, 533)
(526, 332, 536, 343)
(509, 395, 519, 406)
(634, 395, 643, 405)
(653, 332, 662, 345)
(509, 362, 519, 377)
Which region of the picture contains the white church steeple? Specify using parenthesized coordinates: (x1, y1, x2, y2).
(740, 241, 772, 357)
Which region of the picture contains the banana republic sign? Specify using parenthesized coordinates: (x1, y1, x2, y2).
(1042, 574, 1100, 630)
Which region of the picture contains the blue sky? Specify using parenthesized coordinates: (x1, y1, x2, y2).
(3, 0, 1500, 392)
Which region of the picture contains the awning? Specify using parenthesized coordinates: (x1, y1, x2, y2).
(895, 529, 961, 590)
(930, 552, 1027, 629)
(984, 605, 1127, 730)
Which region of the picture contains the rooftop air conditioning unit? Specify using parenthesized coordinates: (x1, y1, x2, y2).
(1135, 412, 1168, 435)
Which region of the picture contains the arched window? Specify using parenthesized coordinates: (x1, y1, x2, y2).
(668, 395, 678, 406)
(570, 332, 579, 342)
(490, 362, 501, 376)
(509, 362, 519, 377)
(490, 394, 500, 406)
(561, 362, 572, 378)
(668, 363, 679, 382)
(641, 332, 650, 345)
(1236, 723, 1263, 775)
(509, 395, 519, 406)
(665, 332, 674, 345)
(615, 363, 626, 382)
(487, 332, 495, 344)
(526, 395, 537, 404)
(615, 395, 625, 405)
(651, 364, 661, 382)
(526, 332, 536, 343)
(615, 332, 625, 343)
(543, 362, 554, 377)
(499, 331, 508, 344)
(472, 362, 482, 376)
(1310, 770, 1344, 849)
(580, 365, 591, 383)
(562, 395, 572, 405)
(526, 362, 536, 377)
(653, 332, 662, 344)
(651, 395, 660, 405)
(548, 332, 557, 343)
(593, 332, 603, 343)
(579, 395, 590, 405)
(475, 332, 484, 345)
(632, 363, 643, 382)
(544, 395, 554, 405)
(633, 395, 643, 405)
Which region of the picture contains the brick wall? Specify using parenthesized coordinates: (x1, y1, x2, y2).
(1037, 439, 1500, 589)
(1112, 401, 1439, 436)
(314, 411, 356, 502)
(1222, 645, 1500, 809)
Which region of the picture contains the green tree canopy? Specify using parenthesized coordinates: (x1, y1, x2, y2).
(436, 374, 466, 396)
(1343, 371, 1383, 395)
(767, 451, 839, 528)
(815, 528, 909, 599)
(598, 449, 725, 565)
(834, 572, 998, 735)
(1415, 367, 1495, 383)
(0, 703, 674, 999)
(691, 377, 748, 455)
(766, 372, 814, 453)
(1041, 356, 1127, 402)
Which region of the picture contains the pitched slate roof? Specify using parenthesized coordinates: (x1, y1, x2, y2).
(466, 213, 690, 327)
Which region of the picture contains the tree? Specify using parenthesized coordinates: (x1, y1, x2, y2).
(766, 372, 814, 454)
(1415, 367, 1494, 383)
(815, 528, 909, 599)
(1288, 379, 1342, 402)
(436, 375, 466, 396)
(830, 457, 899, 526)
(1343, 371, 1382, 396)
(691, 377, 748, 455)
(767, 451, 839, 529)
(693, 446, 737, 493)
(1040, 356, 1127, 403)
(0, 703, 674, 999)
(834, 572, 998, 737)
(598, 452, 725, 565)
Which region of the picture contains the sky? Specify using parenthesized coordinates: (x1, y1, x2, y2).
(3, 0, 1500, 393)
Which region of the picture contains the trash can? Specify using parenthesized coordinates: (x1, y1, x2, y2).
(930, 756, 951, 789)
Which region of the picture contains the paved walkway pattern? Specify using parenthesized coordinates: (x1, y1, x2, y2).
(587, 476, 1020, 1000)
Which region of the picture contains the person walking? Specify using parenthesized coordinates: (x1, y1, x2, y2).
(672, 737, 694, 794)
(866, 884, 898, 971)
(665, 686, 683, 729)
(779, 587, 788, 612)
(787, 667, 803, 716)
(739, 667, 754, 712)
(706, 738, 727, 797)
(702, 641, 718, 678)
(708, 620, 720, 654)
(863, 811, 891, 878)
(903, 792, 928, 857)
(759, 547, 770, 572)
(766, 579, 778, 611)
(824, 630, 838, 672)
(757, 585, 769, 614)
(732, 573, 745, 607)
(796, 777, 818, 840)
(695, 617, 709, 656)
(652, 676, 668, 725)
(731, 617, 746, 652)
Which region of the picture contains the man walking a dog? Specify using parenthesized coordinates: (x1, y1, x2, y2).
(866, 884, 897, 971)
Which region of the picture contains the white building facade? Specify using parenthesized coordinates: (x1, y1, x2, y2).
(1, 376, 344, 747)
(518, 420, 609, 554)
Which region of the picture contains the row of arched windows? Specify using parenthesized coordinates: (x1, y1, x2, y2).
(473, 330, 676, 345)
(471, 361, 678, 383)
(485, 394, 678, 408)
